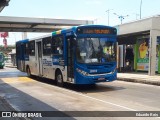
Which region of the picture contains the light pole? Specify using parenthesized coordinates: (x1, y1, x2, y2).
(106, 9, 113, 26)
(140, 0, 142, 19)
(113, 13, 129, 24)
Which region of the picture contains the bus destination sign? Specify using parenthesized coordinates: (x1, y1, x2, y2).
(77, 27, 116, 35)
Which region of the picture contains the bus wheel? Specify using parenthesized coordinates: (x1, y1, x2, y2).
(27, 67, 31, 77)
(56, 71, 63, 87)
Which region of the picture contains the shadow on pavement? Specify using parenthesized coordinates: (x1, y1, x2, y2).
(0, 78, 76, 120)
(33, 76, 125, 94)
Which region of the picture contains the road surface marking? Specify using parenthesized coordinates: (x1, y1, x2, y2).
(1, 77, 34, 83)
(54, 86, 160, 119)
(50, 85, 137, 111)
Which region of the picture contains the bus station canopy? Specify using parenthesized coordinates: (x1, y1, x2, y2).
(0, 16, 93, 32)
(117, 15, 160, 44)
(116, 15, 160, 76)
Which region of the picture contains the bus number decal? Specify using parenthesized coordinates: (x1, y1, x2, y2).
(43, 59, 52, 66)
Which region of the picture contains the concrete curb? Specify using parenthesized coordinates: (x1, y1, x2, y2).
(117, 77, 160, 86)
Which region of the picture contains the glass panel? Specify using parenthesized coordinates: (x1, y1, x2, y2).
(25, 43, 30, 55)
(76, 38, 116, 64)
(43, 37, 51, 55)
(0, 55, 3, 62)
(52, 36, 63, 55)
(29, 41, 35, 56)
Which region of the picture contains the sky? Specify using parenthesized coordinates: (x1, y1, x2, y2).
(1, 0, 160, 45)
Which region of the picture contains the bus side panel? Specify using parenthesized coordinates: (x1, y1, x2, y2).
(17, 60, 25, 72)
(29, 56, 38, 76)
(52, 65, 68, 82)
(25, 61, 29, 72)
(42, 56, 54, 79)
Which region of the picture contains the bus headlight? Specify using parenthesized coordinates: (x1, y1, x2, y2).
(76, 68, 89, 76)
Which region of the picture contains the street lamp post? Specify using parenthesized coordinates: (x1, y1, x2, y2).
(114, 13, 129, 24)
(106, 9, 113, 26)
(140, 0, 142, 19)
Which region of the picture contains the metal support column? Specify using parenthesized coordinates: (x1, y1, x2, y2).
(149, 30, 159, 75)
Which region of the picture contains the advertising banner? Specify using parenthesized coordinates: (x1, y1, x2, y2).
(137, 37, 159, 71)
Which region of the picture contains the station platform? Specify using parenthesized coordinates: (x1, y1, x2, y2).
(117, 72, 160, 86)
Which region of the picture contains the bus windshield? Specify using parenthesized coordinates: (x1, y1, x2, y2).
(76, 37, 116, 64)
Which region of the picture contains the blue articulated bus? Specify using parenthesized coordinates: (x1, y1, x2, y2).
(16, 39, 29, 72)
(17, 25, 117, 87)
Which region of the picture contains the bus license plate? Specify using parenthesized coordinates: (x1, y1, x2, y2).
(98, 77, 105, 80)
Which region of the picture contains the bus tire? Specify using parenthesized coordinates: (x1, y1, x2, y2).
(26, 67, 32, 77)
(56, 71, 63, 87)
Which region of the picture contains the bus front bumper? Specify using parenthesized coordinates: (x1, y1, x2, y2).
(75, 71, 117, 84)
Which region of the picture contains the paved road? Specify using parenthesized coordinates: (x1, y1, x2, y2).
(0, 67, 160, 120)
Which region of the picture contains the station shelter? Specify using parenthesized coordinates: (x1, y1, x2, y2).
(116, 15, 160, 76)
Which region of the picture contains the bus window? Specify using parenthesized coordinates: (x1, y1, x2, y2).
(52, 35, 63, 55)
(16, 44, 20, 57)
(25, 43, 30, 56)
(0, 54, 4, 62)
(76, 38, 116, 63)
(43, 37, 52, 56)
(29, 41, 35, 56)
(0, 53, 5, 69)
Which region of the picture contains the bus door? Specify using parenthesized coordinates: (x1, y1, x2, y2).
(21, 43, 26, 72)
(67, 35, 75, 79)
(36, 41, 43, 76)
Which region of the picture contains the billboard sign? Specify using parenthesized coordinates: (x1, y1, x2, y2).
(0, 32, 8, 38)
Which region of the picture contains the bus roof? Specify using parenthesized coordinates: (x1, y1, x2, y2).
(52, 25, 116, 36)
(16, 25, 116, 42)
(16, 39, 29, 44)
(29, 33, 52, 41)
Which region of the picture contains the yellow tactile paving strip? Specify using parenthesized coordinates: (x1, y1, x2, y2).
(0, 77, 34, 83)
